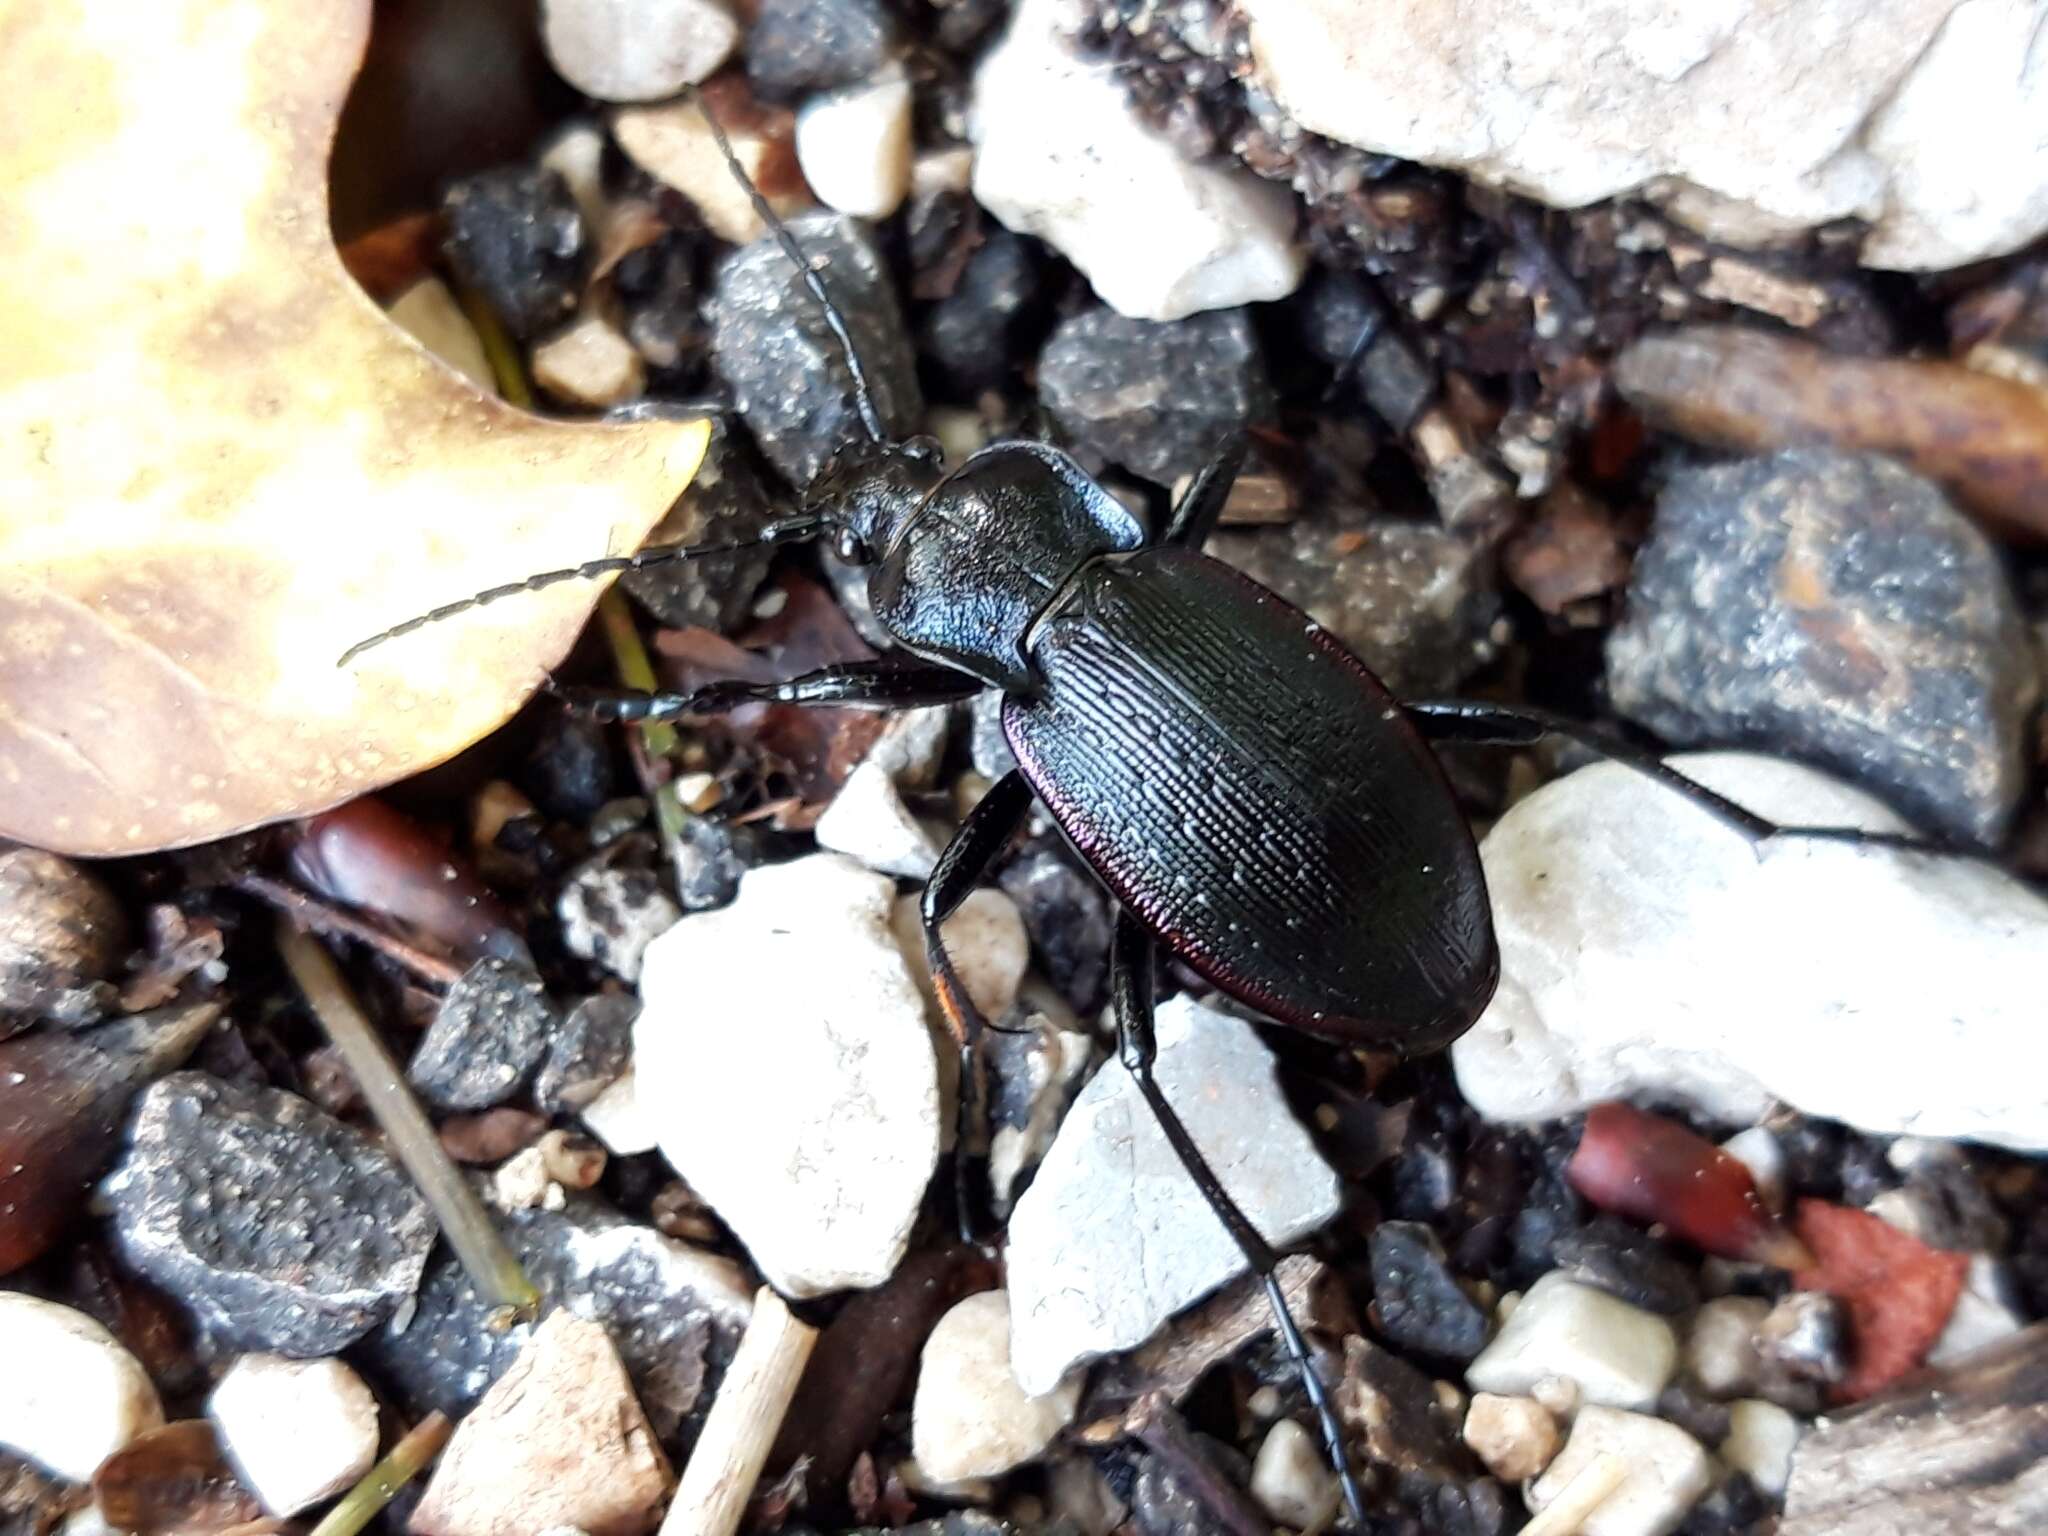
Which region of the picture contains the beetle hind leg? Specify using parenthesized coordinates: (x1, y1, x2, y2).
(1163, 433, 1249, 550)
(1110, 910, 1371, 1530)
(922, 771, 1037, 1242)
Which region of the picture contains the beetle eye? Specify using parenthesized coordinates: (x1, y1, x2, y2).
(901, 434, 942, 466)
(832, 526, 872, 565)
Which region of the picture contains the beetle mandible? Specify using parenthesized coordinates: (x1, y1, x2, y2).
(343, 99, 1894, 1527)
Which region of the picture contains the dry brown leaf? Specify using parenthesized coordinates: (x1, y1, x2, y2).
(0, 0, 709, 855)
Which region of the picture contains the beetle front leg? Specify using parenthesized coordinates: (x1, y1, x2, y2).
(553, 659, 985, 723)
(1110, 910, 1371, 1531)
(921, 770, 1038, 1242)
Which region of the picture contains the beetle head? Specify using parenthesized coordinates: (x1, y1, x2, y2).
(808, 436, 946, 565)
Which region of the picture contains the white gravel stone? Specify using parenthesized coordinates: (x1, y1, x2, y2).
(1239, 0, 2048, 271)
(1461, 1392, 1560, 1484)
(532, 314, 645, 407)
(541, 0, 737, 102)
(1465, 1272, 1677, 1413)
(1006, 995, 1342, 1394)
(557, 863, 680, 983)
(491, 1147, 567, 1212)
(797, 73, 913, 220)
(1249, 1418, 1338, 1528)
(539, 123, 609, 234)
(1527, 1406, 1713, 1536)
(613, 98, 810, 244)
(636, 853, 939, 1297)
(387, 278, 494, 392)
(0, 1293, 163, 1484)
(1686, 1296, 1769, 1400)
(816, 707, 954, 879)
(209, 1355, 380, 1517)
(911, 1291, 1081, 1480)
(1720, 1399, 1800, 1499)
(1452, 753, 2048, 1152)
(970, 0, 1306, 321)
(1928, 1254, 2028, 1366)
(1720, 1127, 1787, 1214)
(579, 1065, 658, 1155)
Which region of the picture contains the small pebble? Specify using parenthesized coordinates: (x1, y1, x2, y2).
(1465, 1272, 1678, 1413)
(1685, 1297, 1769, 1400)
(536, 1130, 607, 1191)
(1461, 1392, 1559, 1484)
(442, 167, 586, 340)
(1526, 1406, 1713, 1536)
(365, 1195, 752, 1449)
(1755, 1291, 1847, 1386)
(208, 1356, 379, 1517)
(579, 1066, 659, 1156)
(1249, 1419, 1338, 1529)
(491, 1146, 565, 1211)
(1718, 1400, 1799, 1499)
(1370, 1220, 1492, 1361)
(745, 0, 899, 99)
(1606, 449, 2035, 844)
(1006, 995, 1342, 1395)
(923, 233, 1047, 397)
(612, 97, 805, 246)
(1720, 1128, 1787, 1214)
(1554, 1218, 1700, 1316)
(636, 854, 938, 1298)
(540, 0, 737, 102)
(984, 991, 1094, 1215)
(1037, 306, 1265, 485)
(411, 1313, 672, 1536)
(1927, 1252, 2027, 1364)
(911, 1292, 1081, 1481)
(531, 314, 646, 407)
(971, 0, 1304, 320)
(387, 278, 495, 393)
(533, 994, 638, 1117)
(996, 846, 1111, 1016)
(408, 958, 557, 1112)
(709, 212, 922, 484)
(620, 421, 779, 636)
(0, 847, 124, 1034)
(795, 73, 912, 219)
(102, 1073, 435, 1355)
(0, 1294, 162, 1484)
(557, 859, 680, 983)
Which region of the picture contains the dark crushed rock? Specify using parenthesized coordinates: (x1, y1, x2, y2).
(102, 1072, 435, 1355)
(1123, 1436, 1252, 1536)
(441, 166, 586, 340)
(1553, 1216, 1700, 1315)
(847, 1519, 1048, 1536)
(1675, 1469, 1773, 1536)
(998, 846, 1113, 1019)
(1038, 307, 1267, 485)
(615, 232, 708, 374)
(521, 711, 615, 823)
(1410, 1478, 1513, 1536)
(0, 847, 125, 1034)
(922, 232, 1048, 397)
(745, 0, 900, 100)
(620, 419, 779, 633)
(670, 814, 774, 913)
(406, 958, 557, 1112)
(1301, 272, 1437, 430)
(1210, 511, 1501, 696)
(711, 213, 923, 485)
(1657, 1378, 1733, 1446)
(1370, 1221, 1490, 1361)
(365, 1193, 753, 1453)
(533, 992, 638, 1115)
(1337, 1335, 1470, 1482)
(1606, 447, 2037, 844)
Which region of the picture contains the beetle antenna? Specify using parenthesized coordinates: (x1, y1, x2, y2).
(336, 515, 831, 665)
(692, 86, 889, 445)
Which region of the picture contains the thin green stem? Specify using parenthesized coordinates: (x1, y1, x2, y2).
(277, 921, 540, 1313)
(455, 284, 534, 409)
(306, 1412, 452, 1536)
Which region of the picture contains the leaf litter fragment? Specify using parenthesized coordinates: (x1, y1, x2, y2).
(0, 0, 708, 856)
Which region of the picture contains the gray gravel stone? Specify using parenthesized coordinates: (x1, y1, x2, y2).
(745, 0, 899, 100)
(1606, 448, 2036, 844)
(619, 418, 778, 634)
(1038, 307, 1267, 485)
(365, 1194, 752, 1452)
(102, 1072, 435, 1355)
(407, 959, 557, 1112)
(441, 167, 586, 340)
(1210, 510, 1501, 695)
(532, 993, 638, 1116)
(710, 213, 921, 486)
(1553, 1217, 1700, 1316)
(997, 847, 1112, 1017)
(1369, 1221, 1491, 1361)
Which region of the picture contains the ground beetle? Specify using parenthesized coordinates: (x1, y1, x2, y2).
(344, 103, 1891, 1528)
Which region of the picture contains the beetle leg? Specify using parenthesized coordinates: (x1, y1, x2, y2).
(552, 659, 985, 723)
(1163, 432, 1249, 550)
(1110, 909, 1370, 1530)
(922, 771, 1038, 1241)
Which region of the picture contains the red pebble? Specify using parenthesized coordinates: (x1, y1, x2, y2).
(1793, 1198, 1969, 1402)
(293, 797, 521, 963)
(1566, 1101, 1810, 1267)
